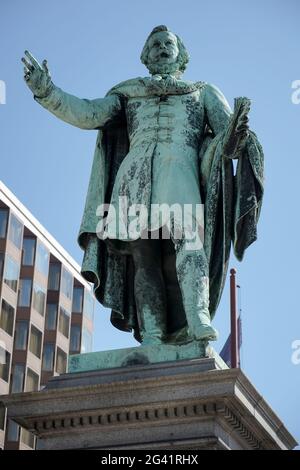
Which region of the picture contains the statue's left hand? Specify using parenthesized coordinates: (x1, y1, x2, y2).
(21, 50, 53, 99)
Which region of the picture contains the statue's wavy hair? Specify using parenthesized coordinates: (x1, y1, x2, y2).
(140, 25, 189, 73)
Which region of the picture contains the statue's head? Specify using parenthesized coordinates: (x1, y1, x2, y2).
(140, 25, 189, 76)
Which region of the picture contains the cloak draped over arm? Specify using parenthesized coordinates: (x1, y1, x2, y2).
(200, 84, 264, 318)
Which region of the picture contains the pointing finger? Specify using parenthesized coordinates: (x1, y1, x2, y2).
(21, 57, 34, 72)
(42, 59, 49, 74)
(24, 50, 42, 70)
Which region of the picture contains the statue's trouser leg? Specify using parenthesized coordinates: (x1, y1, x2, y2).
(173, 238, 218, 341)
(129, 237, 167, 345)
(161, 238, 187, 334)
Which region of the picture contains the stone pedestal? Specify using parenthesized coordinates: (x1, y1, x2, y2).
(1, 349, 297, 450)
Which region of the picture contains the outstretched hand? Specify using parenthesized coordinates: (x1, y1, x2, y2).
(21, 50, 53, 98)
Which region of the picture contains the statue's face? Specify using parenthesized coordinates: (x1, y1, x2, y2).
(147, 31, 179, 70)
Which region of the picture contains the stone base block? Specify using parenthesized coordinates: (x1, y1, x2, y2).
(1, 352, 297, 450)
(68, 340, 210, 373)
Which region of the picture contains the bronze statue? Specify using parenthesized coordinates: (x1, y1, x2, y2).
(22, 26, 264, 347)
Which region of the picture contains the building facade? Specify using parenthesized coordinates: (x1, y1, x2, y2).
(0, 181, 94, 450)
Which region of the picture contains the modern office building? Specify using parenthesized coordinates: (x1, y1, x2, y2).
(0, 181, 94, 450)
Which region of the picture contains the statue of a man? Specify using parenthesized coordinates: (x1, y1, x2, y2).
(22, 26, 264, 347)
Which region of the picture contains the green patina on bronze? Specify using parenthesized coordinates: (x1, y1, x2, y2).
(68, 340, 211, 373)
(22, 25, 264, 361)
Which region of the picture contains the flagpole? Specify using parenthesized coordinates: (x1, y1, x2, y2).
(230, 268, 239, 368)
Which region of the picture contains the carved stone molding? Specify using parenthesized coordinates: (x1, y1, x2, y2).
(1, 357, 297, 450)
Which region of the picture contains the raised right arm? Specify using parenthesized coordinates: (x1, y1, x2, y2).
(22, 50, 122, 129)
(34, 87, 121, 130)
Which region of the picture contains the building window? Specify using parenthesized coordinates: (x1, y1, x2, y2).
(0, 299, 15, 336)
(0, 403, 6, 430)
(58, 307, 70, 338)
(22, 237, 36, 266)
(72, 286, 84, 313)
(0, 208, 8, 238)
(48, 263, 61, 290)
(25, 367, 39, 392)
(21, 428, 35, 448)
(70, 325, 81, 352)
(83, 291, 94, 321)
(8, 213, 23, 249)
(11, 364, 25, 393)
(18, 278, 32, 307)
(81, 327, 93, 353)
(0, 252, 4, 281)
(35, 241, 49, 277)
(14, 320, 29, 350)
(56, 347, 67, 374)
(0, 347, 11, 382)
(6, 419, 20, 442)
(45, 303, 58, 330)
(61, 267, 73, 300)
(3, 254, 19, 292)
(29, 325, 42, 358)
(42, 343, 54, 371)
(32, 283, 46, 316)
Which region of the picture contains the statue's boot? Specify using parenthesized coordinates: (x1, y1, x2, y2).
(175, 247, 218, 342)
(183, 276, 218, 341)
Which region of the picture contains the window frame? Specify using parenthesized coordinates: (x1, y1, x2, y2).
(29, 324, 43, 359)
(0, 298, 15, 336)
(22, 237, 36, 267)
(8, 213, 23, 250)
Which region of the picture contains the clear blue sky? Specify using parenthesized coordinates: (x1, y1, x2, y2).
(1, 0, 299, 447)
